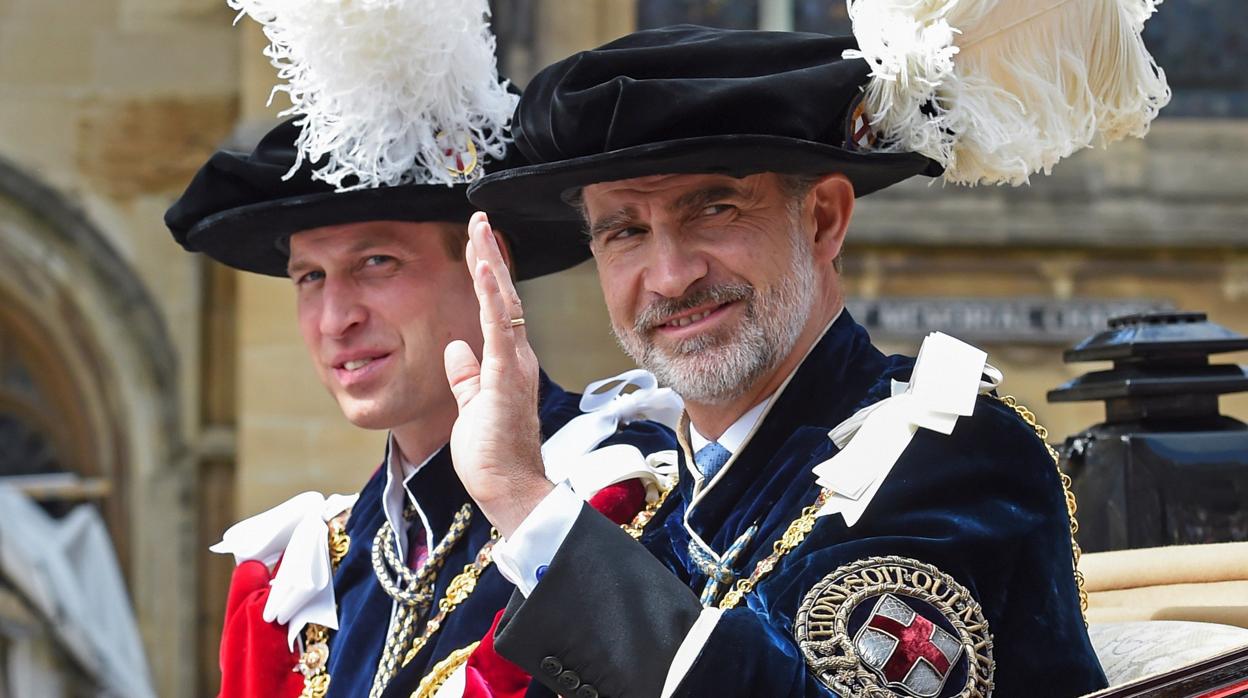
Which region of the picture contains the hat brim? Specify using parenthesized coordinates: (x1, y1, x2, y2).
(467, 134, 940, 221)
(183, 184, 589, 280)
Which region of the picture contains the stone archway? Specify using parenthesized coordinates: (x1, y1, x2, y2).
(0, 155, 195, 695)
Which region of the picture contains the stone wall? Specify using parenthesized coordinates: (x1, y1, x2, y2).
(0, 0, 239, 695)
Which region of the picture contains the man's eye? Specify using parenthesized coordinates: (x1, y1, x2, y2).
(701, 203, 734, 216)
(609, 227, 646, 242)
(364, 254, 395, 266)
(295, 270, 324, 285)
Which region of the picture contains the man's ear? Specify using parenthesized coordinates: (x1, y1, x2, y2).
(809, 173, 854, 266)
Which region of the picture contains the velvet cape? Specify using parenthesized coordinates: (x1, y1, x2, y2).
(492, 313, 1107, 698)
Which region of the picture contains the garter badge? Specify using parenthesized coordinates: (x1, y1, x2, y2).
(793, 556, 994, 698)
(844, 92, 878, 152)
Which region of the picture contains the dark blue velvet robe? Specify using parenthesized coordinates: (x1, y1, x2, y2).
(638, 312, 1107, 697)
(496, 313, 1106, 698)
(322, 373, 675, 698)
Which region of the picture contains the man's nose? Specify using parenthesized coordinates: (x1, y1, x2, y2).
(319, 277, 367, 338)
(644, 226, 708, 299)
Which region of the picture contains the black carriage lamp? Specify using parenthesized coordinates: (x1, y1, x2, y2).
(1048, 311, 1248, 553)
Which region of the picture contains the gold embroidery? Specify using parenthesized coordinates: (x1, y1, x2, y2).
(298, 513, 352, 698)
(412, 642, 481, 698)
(794, 557, 994, 698)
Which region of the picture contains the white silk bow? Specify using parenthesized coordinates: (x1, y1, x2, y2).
(542, 369, 684, 495)
(209, 491, 358, 649)
(564, 445, 681, 503)
(813, 332, 1000, 527)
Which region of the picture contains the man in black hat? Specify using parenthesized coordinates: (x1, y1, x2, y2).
(446, 17, 1169, 698)
(164, 117, 679, 698)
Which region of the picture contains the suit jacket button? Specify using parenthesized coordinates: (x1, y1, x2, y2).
(540, 656, 563, 676)
(557, 670, 581, 691)
(575, 684, 599, 698)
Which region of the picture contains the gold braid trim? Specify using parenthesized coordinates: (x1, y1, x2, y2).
(411, 642, 480, 698)
(371, 505, 475, 698)
(286, 479, 681, 698)
(996, 395, 1089, 620)
(624, 475, 678, 540)
(299, 513, 352, 698)
(719, 491, 831, 610)
(407, 477, 681, 698)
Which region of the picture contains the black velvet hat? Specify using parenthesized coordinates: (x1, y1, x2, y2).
(467, 25, 943, 220)
(469, 8, 1170, 221)
(164, 119, 590, 279)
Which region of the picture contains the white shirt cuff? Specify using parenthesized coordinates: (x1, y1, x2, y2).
(491, 481, 583, 596)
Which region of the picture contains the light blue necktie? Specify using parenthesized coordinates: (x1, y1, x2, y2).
(694, 442, 731, 481)
(689, 441, 748, 605)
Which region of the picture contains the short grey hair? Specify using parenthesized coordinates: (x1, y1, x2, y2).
(562, 187, 592, 240)
(777, 172, 822, 201)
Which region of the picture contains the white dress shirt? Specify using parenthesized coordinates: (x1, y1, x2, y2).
(493, 400, 769, 596)
(688, 399, 768, 456)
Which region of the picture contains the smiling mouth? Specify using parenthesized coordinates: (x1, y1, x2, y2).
(662, 305, 720, 329)
(636, 283, 754, 335)
(335, 353, 389, 372)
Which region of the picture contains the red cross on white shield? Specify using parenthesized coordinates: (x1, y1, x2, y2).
(852, 593, 964, 698)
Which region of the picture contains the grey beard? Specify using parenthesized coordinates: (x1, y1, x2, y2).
(612, 233, 817, 404)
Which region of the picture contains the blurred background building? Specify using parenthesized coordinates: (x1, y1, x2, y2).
(0, 0, 1243, 695)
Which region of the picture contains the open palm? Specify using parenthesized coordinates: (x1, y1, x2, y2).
(443, 212, 552, 537)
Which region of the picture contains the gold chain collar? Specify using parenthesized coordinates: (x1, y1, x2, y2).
(297, 503, 493, 698)
(409, 480, 678, 698)
(369, 504, 486, 698)
(997, 395, 1088, 618)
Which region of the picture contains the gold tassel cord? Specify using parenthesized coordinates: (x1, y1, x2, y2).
(369, 505, 475, 698)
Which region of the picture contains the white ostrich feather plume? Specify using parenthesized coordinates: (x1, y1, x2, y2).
(844, 0, 1171, 186)
(227, 0, 518, 190)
